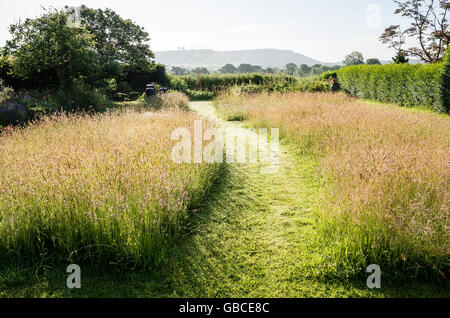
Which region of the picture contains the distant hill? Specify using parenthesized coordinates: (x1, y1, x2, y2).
(155, 49, 325, 70)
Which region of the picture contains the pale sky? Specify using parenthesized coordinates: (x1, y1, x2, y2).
(0, 0, 408, 62)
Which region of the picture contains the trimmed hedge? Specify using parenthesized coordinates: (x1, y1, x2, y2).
(338, 62, 447, 112)
(441, 48, 450, 112)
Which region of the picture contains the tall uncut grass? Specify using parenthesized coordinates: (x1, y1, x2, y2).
(116, 91, 190, 111)
(217, 91, 450, 281)
(0, 94, 221, 268)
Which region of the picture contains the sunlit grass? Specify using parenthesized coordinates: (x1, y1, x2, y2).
(216, 91, 450, 282)
(0, 95, 221, 268)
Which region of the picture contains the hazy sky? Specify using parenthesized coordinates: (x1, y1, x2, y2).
(0, 0, 408, 62)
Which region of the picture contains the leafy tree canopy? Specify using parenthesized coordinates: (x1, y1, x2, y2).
(366, 58, 382, 65)
(297, 64, 311, 77)
(219, 64, 238, 74)
(2, 6, 157, 90)
(285, 63, 298, 75)
(75, 5, 154, 68)
(171, 66, 190, 76)
(195, 67, 210, 75)
(3, 8, 98, 89)
(238, 64, 260, 73)
(343, 51, 365, 66)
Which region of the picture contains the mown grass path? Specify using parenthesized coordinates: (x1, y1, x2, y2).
(1, 102, 441, 297)
(143, 101, 377, 297)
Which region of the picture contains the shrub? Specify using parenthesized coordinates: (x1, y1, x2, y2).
(294, 77, 330, 92)
(239, 84, 266, 94)
(1, 83, 55, 126)
(116, 81, 133, 93)
(168, 75, 189, 93)
(0, 79, 14, 103)
(0, 102, 29, 127)
(320, 70, 338, 80)
(0, 80, 112, 127)
(338, 63, 444, 112)
(110, 81, 144, 102)
(56, 82, 112, 112)
(186, 89, 214, 101)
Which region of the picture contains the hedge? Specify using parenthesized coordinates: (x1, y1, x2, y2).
(174, 73, 296, 92)
(169, 74, 331, 96)
(185, 89, 214, 101)
(441, 48, 450, 112)
(337, 61, 448, 113)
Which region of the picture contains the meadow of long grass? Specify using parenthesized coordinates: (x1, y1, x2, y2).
(0, 94, 221, 268)
(216, 91, 450, 281)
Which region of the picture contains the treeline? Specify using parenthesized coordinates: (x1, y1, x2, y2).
(171, 64, 279, 75)
(170, 63, 341, 77)
(337, 49, 450, 113)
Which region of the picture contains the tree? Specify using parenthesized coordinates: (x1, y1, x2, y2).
(285, 63, 298, 75)
(125, 63, 168, 91)
(309, 64, 323, 76)
(297, 64, 311, 77)
(171, 66, 190, 75)
(252, 65, 264, 73)
(380, 0, 450, 63)
(196, 67, 210, 75)
(343, 51, 365, 66)
(392, 51, 410, 63)
(238, 64, 257, 73)
(219, 64, 238, 74)
(76, 6, 154, 68)
(4, 8, 98, 89)
(366, 58, 382, 65)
